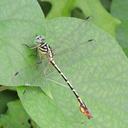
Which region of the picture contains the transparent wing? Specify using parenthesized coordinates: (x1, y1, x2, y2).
(45, 18, 96, 59)
(11, 18, 96, 88)
(42, 18, 97, 88)
(45, 17, 93, 50)
(10, 46, 54, 87)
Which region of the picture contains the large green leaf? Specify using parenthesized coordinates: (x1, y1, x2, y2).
(17, 17, 128, 128)
(0, 0, 45, 86)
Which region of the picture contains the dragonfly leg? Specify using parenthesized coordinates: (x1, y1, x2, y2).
(22, 43, 39, 58)
(22, 43, 37, 49)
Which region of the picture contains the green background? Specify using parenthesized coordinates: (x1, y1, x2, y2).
(0, 0, 128, 128)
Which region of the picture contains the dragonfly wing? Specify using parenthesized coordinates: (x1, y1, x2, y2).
(46, 18, 96, 60)
(11, 58, 52, 87)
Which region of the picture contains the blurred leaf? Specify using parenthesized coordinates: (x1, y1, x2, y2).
(71, 7, 86, 19)
(111, 0, 128, 21)
(74, 0, 120, 36)
(39, 0, 120, 36)
(37, 0, 52, 17)
(115, 21, 128, 56)
(100, 0, 112, 12)
(111, 0, 128, 56)
(0, 86, 9, 92)
(17, 17, 128, 128)
(0, 90, 18, 114)
(0, 100, 39, 128)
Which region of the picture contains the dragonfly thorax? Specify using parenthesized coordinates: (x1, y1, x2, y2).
(35, 35, 54, 59)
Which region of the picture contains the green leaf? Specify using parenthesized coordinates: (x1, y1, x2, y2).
(0, 0, 45, 86)
(0, 1, 128, 127)
(100, 0, 112, 12)
(111, 0, 128, 56)
(0, 100, 39, 128)
(115, 21, 128, 56)
(0, 90, 18, 114)
(17, 87, 73, 128)
(111, 0, 128, 21)
(40, 0, 119, 36)
(17, 17, 128, 128)
(74, 0, 120, 36)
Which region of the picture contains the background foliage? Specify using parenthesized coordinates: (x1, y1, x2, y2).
(0, 0, 128, 128)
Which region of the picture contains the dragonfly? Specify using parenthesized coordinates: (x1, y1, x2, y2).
(26, 35, 92, 119)
(13, 18, 94, 119)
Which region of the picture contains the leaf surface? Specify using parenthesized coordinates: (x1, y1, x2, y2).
(18, 18, 128, 128)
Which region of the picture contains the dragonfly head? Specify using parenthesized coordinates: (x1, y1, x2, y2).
(35, 35, 45, 44)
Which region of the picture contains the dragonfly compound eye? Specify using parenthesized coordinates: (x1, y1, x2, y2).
(35, 35, 45, 43)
